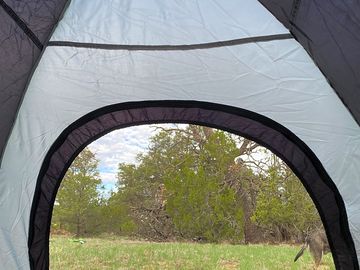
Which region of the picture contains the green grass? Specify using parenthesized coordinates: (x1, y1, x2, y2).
(50, 236, 335, 269)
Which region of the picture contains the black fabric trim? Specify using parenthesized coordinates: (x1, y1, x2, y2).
(47, 34, 293, 51)
(0, 0, 43, 50)
(28, 101, 357, 270)
(288, 0, 312, 41)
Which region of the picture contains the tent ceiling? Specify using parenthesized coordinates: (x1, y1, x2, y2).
(0, 0, 359, 164)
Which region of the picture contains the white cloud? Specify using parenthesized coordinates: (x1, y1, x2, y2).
(88, 124, 186, 191)
(99, 172, 117, 184)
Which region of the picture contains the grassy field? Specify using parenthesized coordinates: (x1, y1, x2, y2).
(50, 236, 335, 270)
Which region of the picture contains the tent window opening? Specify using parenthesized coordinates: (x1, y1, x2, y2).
(49, 123, 335, 269)
(28, 102, 356, 269)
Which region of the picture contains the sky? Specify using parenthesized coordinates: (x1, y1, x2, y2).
(87, 124, 180, 194)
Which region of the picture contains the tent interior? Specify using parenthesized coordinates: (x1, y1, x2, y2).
(0, 1, 359, 269)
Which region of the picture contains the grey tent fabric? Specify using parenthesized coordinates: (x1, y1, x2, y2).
(1, 0, 359, 164)
(259, 0, 360, 126)
(0, 0, 68, 161)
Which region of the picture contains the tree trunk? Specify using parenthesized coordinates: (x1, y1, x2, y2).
(76, 215, 81, 237)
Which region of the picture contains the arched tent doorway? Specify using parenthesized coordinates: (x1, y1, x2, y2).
(28, 101, 357, 270)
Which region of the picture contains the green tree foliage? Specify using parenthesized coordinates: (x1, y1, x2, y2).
(165, 130, 244, 242)
(251, 158, 322, 241)
(52, 147, 101, 237)
(165, 166, 244, 242)
(112, 126, 246, 242)
(99, 191, 137, 235)
(51, 124, 323, 245)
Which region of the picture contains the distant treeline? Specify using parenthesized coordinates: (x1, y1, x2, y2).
(52, 125, 322, 244)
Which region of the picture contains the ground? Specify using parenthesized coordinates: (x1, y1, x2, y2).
(50, 236, 335, 269)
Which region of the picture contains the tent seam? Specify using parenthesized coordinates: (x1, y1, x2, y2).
(47, 34, 293, 51)
(0, 0, 43, 50)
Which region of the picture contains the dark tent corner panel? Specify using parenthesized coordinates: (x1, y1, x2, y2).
(1, 0, 69, 42)
(259, 0, 360, 126)
(0, 0, 70, 165)
(0, 6, 41, 165)
(28, 101, 358, 270)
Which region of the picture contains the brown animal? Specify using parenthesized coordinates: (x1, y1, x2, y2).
(294, 229, 331, 268)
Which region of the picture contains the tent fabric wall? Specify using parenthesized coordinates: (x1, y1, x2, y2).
(259, 0, 360, 126)
(28, 102, 357, 269)
(0, 1, 359, 269)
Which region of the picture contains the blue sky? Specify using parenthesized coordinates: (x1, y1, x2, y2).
(88, 124, 181, 193)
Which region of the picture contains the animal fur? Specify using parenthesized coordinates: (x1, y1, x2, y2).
(294, 230, 330, 267)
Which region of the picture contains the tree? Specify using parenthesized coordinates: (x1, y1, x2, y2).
(50, 124, 323, 243)
(251, 155, 322, 242)
(53, 147, 101, 236)
(112, 125, 246, 242)
(100, 190, 138, 235)
(164, 129, 245, 242)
